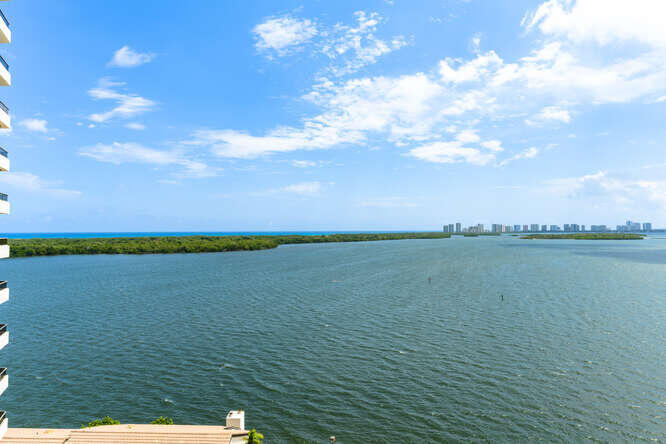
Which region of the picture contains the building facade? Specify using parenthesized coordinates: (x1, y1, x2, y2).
(0, 2, 9, 439)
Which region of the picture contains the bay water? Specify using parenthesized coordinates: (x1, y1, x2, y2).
(0, 236, 664, 441)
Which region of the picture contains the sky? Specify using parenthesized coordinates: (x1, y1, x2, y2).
(1, 0, 665, 232)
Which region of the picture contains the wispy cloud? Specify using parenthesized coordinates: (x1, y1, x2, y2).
(525, 106, 571, 125)
(0, 172, 81, 198)
(291, 160, 318, 168)
(544, 170, 666, 210)
(108, 46, 155, 68)
(320, 11, 408, 76)
(253, 15, 317, 57)
(125, 122, 146, 130)
(497, 147, 539, 167)
(88, 78, 156, 123)
(257, 181, 327, 196)
(19, 118, 48, 133)
(254, 11, 407, 76)
(79, 142, 217, 178)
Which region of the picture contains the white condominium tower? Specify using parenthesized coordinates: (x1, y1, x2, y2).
(0, 0, 10, 439)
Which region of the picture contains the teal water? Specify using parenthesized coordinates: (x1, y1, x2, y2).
(1, 236, 664, 442)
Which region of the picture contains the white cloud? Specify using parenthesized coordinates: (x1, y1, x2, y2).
(320, 11, 408, 76)
(280, 181, 323, 195)
(259, 181, 325, 196)
(79, 142, 216, 178)
(253, 16, 317, 57)
(439, 51, 503, 83)
(525, 106, 571, 125)
(0, 172, 81, 198)
(544, 170, 666, 210)
(254, 11, 406, 75)
(409, 141, 495, 165)
(125, 122, 146, 130)
(481, 140, 504, 152)
(88, 78, 156, 123)
(291, 160, 317, 168)
(108, 46, 155, 67)
(19, 118, 48, 133)
(200, 1, 666, 167)
(523, 0, 666, 48)
(497, 147, 539, 166)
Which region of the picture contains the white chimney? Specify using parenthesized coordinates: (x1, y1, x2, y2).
(226, 410, 245, 430)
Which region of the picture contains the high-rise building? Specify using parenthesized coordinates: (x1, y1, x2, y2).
(591, 225, 608, 232)
(564, 224, 571, 232)
(625, 220, 641, 231)
(491, 224, 502, 233)
(581, 225, 586, 232)
(522, 224, 529, 232)
(530, 224, 539, 232)
(448, 224, 454, 233)
(541, 224, 547, 232)
(442, 224, 450, 233)
(550, 225, 560, 231)
(0, 3, 10, 438)
(477, 223, 484, 233)
(643, 222, 652, 232)
(571, 224, 580, 232)
(514, 224, 521, 232)
(455, 222, 461, 233)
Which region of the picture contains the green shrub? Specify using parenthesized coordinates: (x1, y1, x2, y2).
(150, 416, 174, 425)
(246, 429, 264, 444)
(81, 416, 120, 428)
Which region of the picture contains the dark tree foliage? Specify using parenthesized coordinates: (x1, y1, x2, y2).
(81, 416, 120, 428)
(8, 233, 452, 257)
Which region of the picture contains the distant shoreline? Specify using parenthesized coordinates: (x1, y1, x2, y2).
(7, 232, 451, 257)
(520, 233, 644, 240)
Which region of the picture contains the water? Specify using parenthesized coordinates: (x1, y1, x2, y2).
(1, 236, 664, 442)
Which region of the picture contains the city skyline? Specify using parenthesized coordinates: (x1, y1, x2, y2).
(443, 220, 656, 233)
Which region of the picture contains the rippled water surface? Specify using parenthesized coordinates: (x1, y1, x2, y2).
(1, 236, 665, 442)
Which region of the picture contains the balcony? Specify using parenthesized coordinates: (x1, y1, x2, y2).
(0, 192, 7, 215)
(0, 10, 9, 44)
(0, 54, 9, 86)
(0, 324, 8, 351)
(0, 368, 7, 397)
(0, 410, 6, 441)
(0, 238, 7, 259)
(0, 100, 8, 128)
(0, 147, 7, 172)
(0, 281, 7, 305)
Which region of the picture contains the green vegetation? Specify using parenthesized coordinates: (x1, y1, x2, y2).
(150, 416, 174, 425)
(520, 233, 644, 240)
(81, 416, 120, 428)
(453, 232, 501, 237)
(8, 232, 451, 258)
(246, 429, 264, 444)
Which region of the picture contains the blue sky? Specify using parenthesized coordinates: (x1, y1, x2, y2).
(1, 0, 665, 232)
